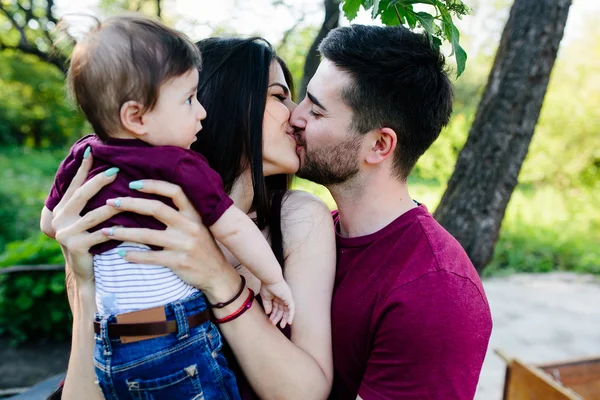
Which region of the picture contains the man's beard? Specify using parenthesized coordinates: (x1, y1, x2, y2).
(296, 133, 362, 186)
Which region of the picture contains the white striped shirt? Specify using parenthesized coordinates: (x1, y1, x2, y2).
(94, 242, 199, 315)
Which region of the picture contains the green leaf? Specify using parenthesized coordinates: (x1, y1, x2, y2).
(392, 0, 435, 5)
(49, 276, 65, 294)
(51, 309, 65, 323)
(381, 5, 402, 25)
(372, 0, 382, 19)
(399, 7, 417, 29)
(16, 294, 33, 310)
(405, 11, 418, 29)
(448, 23, 459, 55)
(414, 11, 435, 34)
(15, 275, 34, 290)
(32, 280, 47, 297)
(342, 0, 362, 21)
(454, 43, 467, 77)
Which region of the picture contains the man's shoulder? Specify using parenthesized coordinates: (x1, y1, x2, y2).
(412, 210, 478, 278)
(385, 209, 486, 299)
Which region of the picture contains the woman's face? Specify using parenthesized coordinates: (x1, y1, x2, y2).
(262, 61, 299, 176)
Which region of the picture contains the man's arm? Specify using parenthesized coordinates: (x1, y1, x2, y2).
(357, 271, 492, 400)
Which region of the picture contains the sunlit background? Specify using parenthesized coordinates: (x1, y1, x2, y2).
(0, 0, 598, 399)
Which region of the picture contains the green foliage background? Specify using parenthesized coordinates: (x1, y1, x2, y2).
(0, 1, 598, 344)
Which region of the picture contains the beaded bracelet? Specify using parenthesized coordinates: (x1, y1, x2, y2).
(214, 288, 255, 324)
(209, 275, 246, 309)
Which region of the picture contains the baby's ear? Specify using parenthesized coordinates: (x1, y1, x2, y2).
(120, 101, 147, 137)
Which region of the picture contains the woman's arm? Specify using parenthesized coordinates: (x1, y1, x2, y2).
(62, 272, 101, 399)
(107, 185, 336, 400)
(48, 153, 122, 399)
(219, 191, 336, 399)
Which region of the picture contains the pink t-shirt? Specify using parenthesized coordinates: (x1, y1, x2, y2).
(330, 206, 492, 399)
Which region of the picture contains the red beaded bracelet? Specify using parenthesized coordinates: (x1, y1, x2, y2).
(214, 288, 255, 324)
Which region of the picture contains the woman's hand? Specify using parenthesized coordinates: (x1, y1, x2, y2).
(51, 152, 120, 283)
(100, 180, 240, 302)
(51, 151, 122, 400)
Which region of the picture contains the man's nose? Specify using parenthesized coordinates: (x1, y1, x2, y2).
(290, 101, 307, 130)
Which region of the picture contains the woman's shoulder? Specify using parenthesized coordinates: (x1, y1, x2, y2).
(279, 190, 335, 250)
(280, 189, 332, 217)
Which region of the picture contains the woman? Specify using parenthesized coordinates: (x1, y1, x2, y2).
(51, 37, 336, 399)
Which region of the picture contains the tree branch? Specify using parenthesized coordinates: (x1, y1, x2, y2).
(0, 3, 28, 48)
(46, 0, 58, 24)
(0, 38, 68, 73)
(0, 1, 67, 73)
(276, 13, 306, 52)
(16, 1, 34, 23)
(298, 0, 340, 99)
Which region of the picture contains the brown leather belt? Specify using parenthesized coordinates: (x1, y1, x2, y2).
(93, 309, 212, 338)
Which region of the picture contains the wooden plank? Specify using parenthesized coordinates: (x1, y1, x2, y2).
(540, 358, 600, 400)
(0, 264, 64, 276)
(506, 358, 583, 400)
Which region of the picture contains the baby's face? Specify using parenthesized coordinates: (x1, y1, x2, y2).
(142, 68, 206, 149)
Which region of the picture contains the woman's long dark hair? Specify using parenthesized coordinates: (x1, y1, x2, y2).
(192, 37, 294, 232)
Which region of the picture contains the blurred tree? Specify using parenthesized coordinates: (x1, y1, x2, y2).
(298, 0, 340, 99)
(277, 25, 319, 100)
(521, 15, 600, 188)
(0, 0, 166, 148)
(434, 0, 573, 271)
(0, 0, 67, 73)
(0, 0, 165, 77)
(0, 50, 88, 147)
(99, 0, 163, 19)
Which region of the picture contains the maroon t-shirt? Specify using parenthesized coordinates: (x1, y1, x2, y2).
(45, 135, 233, 254)
(330, 206, 492, 399)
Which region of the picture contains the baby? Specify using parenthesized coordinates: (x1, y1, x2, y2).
(41, 14, 293, 399)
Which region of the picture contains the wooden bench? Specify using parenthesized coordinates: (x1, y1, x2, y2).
(496, 349, 600, 399)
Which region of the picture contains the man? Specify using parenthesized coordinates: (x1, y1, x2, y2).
(291, 25, 492, 399)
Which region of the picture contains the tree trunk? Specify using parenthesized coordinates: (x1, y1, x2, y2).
(433, 0, 572, 272)
(298, 0, 340, 100)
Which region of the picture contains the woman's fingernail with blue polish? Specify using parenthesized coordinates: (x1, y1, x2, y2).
(83, 146, 91, 159)
(118, 250, 127, 258)
(104, 167, 119, 177)
(114, 199, 121, 208)
(129, 181, 144, 190)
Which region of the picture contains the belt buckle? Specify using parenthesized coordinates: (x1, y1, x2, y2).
(116, 305, 168, 344)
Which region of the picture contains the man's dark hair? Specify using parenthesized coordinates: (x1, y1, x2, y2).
(319, 24, 453, 180)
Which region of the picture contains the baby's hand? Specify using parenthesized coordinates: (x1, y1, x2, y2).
(260, 280, 295, 328)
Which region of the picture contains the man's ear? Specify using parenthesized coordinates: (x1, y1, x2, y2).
(365, 127, 397, 165)
(120, 101, 148, 137)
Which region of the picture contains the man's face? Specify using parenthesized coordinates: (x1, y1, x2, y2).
(290, 59, 363, 186)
